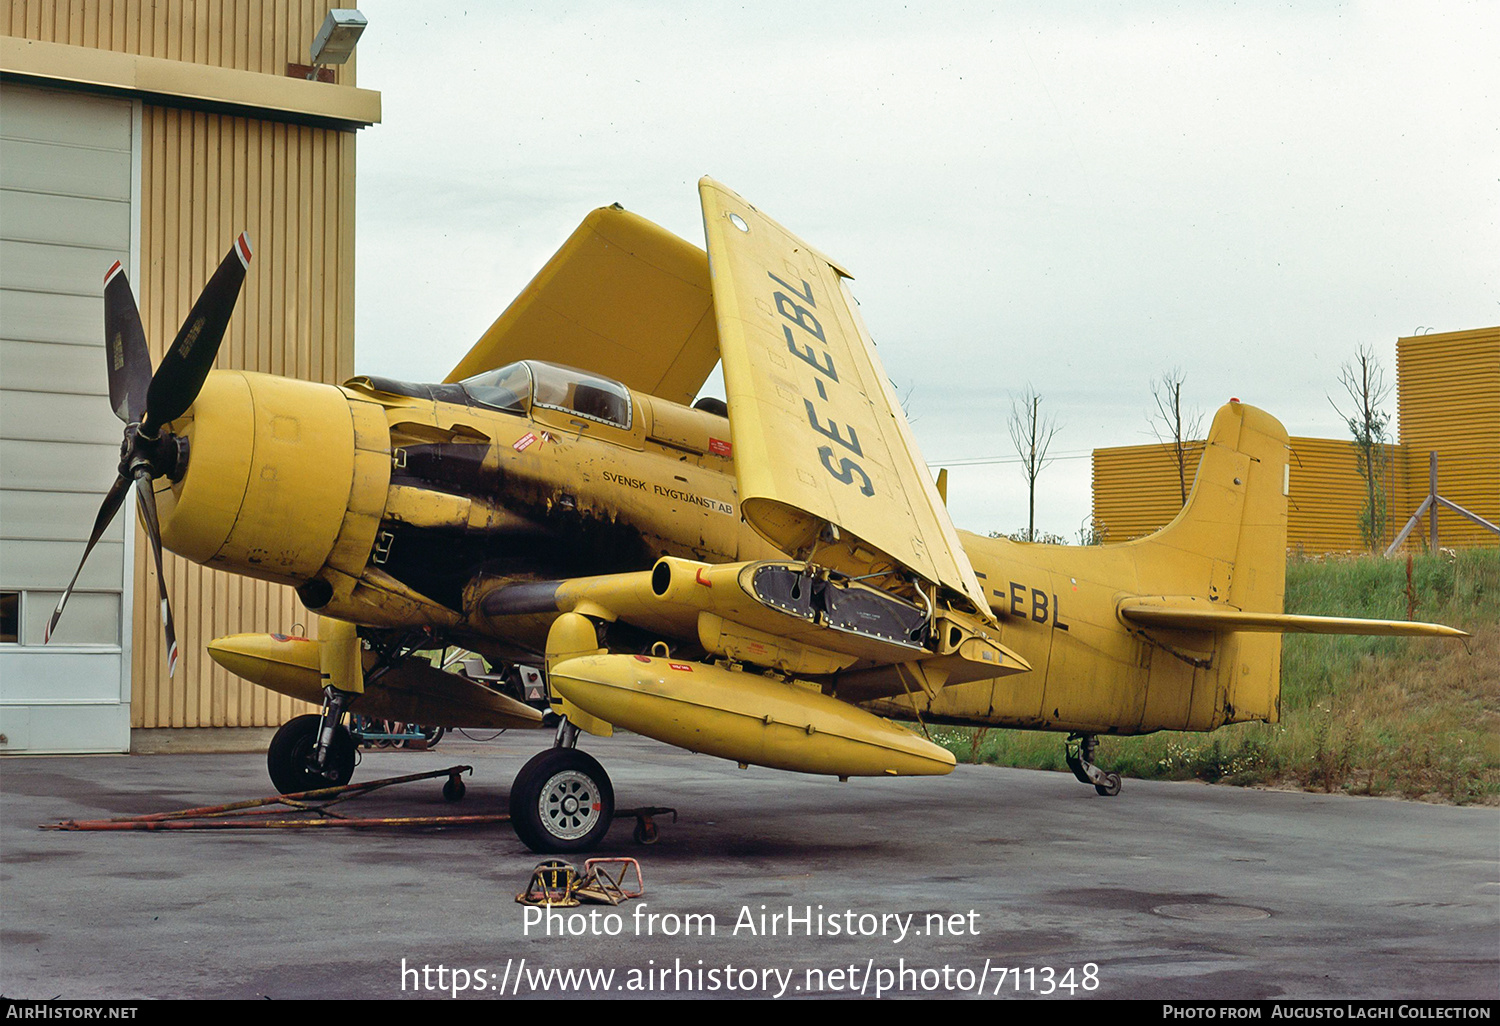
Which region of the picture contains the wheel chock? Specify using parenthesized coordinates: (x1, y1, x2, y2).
(515, 859, 581, 908)
(584, 857, 644, 899)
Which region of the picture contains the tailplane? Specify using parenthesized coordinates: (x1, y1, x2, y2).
(1122, 399, 1465, 639)
(1115, 400, 1464, 729)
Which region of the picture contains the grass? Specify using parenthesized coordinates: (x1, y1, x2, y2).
(929, 548, 1500, 804)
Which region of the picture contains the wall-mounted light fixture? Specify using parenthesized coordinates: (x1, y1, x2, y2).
(312, 9, 367, 66)
(304, 9, 367, 79)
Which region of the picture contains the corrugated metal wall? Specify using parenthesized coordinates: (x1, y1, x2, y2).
(3, 0, 354, 83)
(1282, 437, 1410, 555)
(1093, 330, 1498, 554)
(4, 1, 361, 726)
(1091, 436, 1408, 552)
(1089, 441, 1205, 543)
(134, 106, 355, 727)
(1397, 327, 1500, 550)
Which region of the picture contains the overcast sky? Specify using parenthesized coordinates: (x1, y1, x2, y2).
(352, 1, 1498, 541)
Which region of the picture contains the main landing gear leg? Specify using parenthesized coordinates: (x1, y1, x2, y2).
(313, 685, 357, 777)
(554, 716, 580, 750)
(1065, 733, 1122, 796)
(266, 685, 358, 795)
(509, 716, 615, 854)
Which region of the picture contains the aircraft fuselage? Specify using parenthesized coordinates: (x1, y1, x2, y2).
(154, 362, 1282, 736)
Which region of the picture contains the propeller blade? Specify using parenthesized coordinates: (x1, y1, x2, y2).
(44, 473, 133, 645)
(103, 262, 152, 425)
(141, 232, 253, 437)
(134, 478, 179, 678)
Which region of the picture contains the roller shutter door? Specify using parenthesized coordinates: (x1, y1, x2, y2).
(0, 83, 137, 753)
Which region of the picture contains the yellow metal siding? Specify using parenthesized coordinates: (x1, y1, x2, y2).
(132, 105, 355, 727)
(3, 2, 365, 726)
(3, 0, 356, 83)
(1397, 327, 1500, 550)
(1089, 441, 1204, 543)
(1092, 437, 1409, 553)
(1282, 438, 1410, 555)
(1095, 328, 1497, 555)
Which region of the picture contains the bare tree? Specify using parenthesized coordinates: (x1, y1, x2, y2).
(1328, 346, 1393, 550)
(1148, 369, 1204, 505)
(1008, 386, 1061, 542)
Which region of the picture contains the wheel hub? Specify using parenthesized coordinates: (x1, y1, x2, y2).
(539, 770, 600, 841)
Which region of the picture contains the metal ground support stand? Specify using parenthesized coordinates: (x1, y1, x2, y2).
(1065, 733, 1122, 796)
(584, 857, 645, 899)
(618, 806, 677, 844)
(574, 868, 628, 905)
(42, 767, 498, 831)
(516, 859, 582, 908)
(518, 858, 647, 907)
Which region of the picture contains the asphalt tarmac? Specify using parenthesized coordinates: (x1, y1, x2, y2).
(1, 731, 1496, 1001)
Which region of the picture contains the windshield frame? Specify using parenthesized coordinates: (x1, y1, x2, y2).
(458, 361, 533, 415)
(527, 361, 634, 431)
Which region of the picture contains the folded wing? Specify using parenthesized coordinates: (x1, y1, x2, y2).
(698, 178, 992, 622)
(446, 205, 719, 405)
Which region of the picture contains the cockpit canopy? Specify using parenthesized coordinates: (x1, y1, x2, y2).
(460, 360, 633, 430)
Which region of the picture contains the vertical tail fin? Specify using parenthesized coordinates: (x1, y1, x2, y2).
(1130, 400, 1292, 726)
(1136, 400, 1291, 610)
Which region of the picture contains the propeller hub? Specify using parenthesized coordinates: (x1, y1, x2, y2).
(119, 424, 190, 483)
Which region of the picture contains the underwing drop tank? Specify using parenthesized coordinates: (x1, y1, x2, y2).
(547, 654, 955, 777)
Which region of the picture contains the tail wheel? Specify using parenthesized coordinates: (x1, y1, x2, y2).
(267, 713, 355, 795)
(509, 748, 614, 854)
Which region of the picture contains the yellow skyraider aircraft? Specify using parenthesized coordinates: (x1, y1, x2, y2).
(50, 179, 1466, 853)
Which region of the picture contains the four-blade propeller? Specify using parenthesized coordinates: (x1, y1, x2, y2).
(45, 233, 253, 677)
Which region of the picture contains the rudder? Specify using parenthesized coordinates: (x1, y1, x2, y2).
(1133, 400, 1291, 725)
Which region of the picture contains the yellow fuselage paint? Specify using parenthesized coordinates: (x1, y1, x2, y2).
(165, 371, 1288, 737)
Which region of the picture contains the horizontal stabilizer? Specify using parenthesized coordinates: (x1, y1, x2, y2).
(1118, 598, 1469, 638)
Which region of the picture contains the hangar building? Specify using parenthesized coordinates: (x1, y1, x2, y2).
(1, 1, 380, 752)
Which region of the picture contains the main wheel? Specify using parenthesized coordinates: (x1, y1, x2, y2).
(509, 748, 614, 853)
(267, 713, 356, 795)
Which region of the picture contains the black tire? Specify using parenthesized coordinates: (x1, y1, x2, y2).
(267, 713, 356, 795)
(442, 776, 466, 802)
(509, 748, 614, 854)
(1094, 772, 1122, 797)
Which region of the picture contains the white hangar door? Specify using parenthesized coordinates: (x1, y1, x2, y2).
(0, 84, 138, 753)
